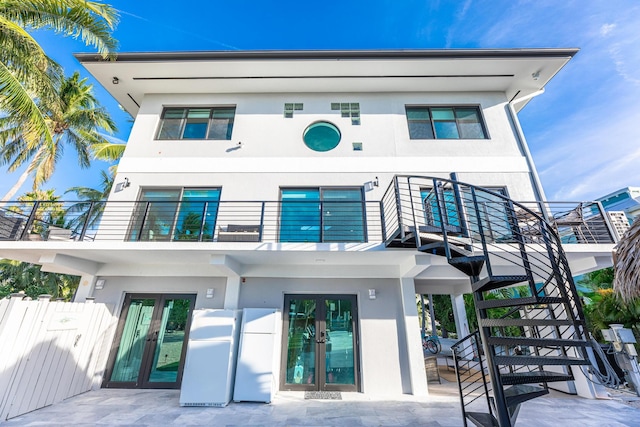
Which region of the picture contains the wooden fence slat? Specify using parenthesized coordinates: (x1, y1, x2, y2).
(0, 298, 114, 421)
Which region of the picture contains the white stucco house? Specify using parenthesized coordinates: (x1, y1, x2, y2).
(0, 48, 618, 423)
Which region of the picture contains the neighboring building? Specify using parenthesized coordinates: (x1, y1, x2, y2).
(597, 186, 640, 224)
(607, 211, 631, 241)
(0, 49, 617, 406)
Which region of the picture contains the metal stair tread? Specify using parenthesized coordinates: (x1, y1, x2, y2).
(418, 241, 473, 257)
(504, 384, 549, 408)
(500, 371, 575, 385)
(465, 411, 499, 427)
(479, 317, 575, 327)
(493, 355, 589, 366)
(472, 275, 529, 292)
(476, 296, 565, 309)
(449, 255, 486, 277)
(486, 336, 590, 347)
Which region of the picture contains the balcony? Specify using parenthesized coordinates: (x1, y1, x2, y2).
(0, 177, 617, 247)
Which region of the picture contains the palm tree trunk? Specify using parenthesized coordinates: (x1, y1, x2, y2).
(0, 166, 31, 204)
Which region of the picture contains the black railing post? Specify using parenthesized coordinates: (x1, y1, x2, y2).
(469, 187, 491, 276)
(449, 173, 469, 238)
(259, 202, 265, 242)
(79, 201, 95, 241)
(394, 177, 404, 239)
(20, 201, 39, 240)
(198, 202, 208, 242)
(380, 200, 387, 241)
(137, 202, 151, 241)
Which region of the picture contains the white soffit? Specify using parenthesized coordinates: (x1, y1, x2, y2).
(76, 49, 577, 116)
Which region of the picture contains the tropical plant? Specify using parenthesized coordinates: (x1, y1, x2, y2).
(0, 1, 117, 199)
(17, 188, 64, 237)
(0, 259, 79, 300)
(1, 71, 117, 201)
(64, 168, 113, 234)
(584, 288, 640, 345)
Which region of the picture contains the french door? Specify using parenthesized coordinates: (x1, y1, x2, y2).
(281, 294, 359, 392)
(103, 293, 195, 389)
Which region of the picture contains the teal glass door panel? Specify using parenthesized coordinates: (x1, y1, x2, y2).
(279, 189, 321, 242)
(324, 298, 355, 386)
(321, 189, 365, 242)
(284, 297, 317, 386)
(173, 189, 220, 241)
(148, 298, 192, 383)
(282, 294, 359, 392)
(129, 189, 180, 241)
(109, 298, 155, 383)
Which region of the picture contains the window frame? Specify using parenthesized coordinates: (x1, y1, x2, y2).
(405, 105, 489, 140)
(156, 106, 236, 140)
(278, 186, 367, 243)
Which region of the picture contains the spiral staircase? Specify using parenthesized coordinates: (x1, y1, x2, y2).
(383, 175, 603, 427)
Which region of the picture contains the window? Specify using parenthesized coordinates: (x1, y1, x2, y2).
(331, 102, 360, 125)
(303, 121, 341, 152)
(405, 106, 487, 139)
(284, 103, 303, 118)
(279, 188, 365, 243)
(157, 107, 235, 140)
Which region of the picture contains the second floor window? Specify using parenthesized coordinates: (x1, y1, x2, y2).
(405, 106, 487, 140)
(157, 107, 236, 140)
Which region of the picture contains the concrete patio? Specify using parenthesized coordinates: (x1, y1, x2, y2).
(2, 381, 640, 427)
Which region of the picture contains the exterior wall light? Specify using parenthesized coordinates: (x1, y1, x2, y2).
(368, 289, 376, 299)
(112, 77, 119, 84)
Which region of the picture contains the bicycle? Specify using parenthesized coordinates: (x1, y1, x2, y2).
(422, 334, 442, 354)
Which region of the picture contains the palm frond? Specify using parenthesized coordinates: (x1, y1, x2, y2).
(90, 140, 125, 161)
(1, 0, 119, 57)
(613, 217, 640, 302)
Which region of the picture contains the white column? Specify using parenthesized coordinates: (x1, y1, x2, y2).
(450, 293, 470, 339)
(73, 274, 96, 302)
(400, 277, 429, 396)
(451, 293, 474, 359)
(223, 276, 241, 310)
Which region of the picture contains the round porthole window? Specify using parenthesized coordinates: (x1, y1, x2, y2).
(303, 121, 341, 152)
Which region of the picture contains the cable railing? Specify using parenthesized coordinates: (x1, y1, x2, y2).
(0, 200, 384, 244)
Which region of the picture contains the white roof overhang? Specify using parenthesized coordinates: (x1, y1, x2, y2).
(75, 49, 578, 116)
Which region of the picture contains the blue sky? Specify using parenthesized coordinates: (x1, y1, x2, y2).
(2, 0, 639, 201)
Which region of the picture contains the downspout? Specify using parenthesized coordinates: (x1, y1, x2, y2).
(507, 89, 550, 221)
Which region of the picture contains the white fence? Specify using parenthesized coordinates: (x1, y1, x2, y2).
(0, 294, 116, 421)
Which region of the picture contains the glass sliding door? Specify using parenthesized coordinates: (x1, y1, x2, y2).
(104, 293, 195, 389)
(279, 188, 365, 243)
(128, 189, 181, 241)
(173, 188, 220, 241)
(322, 189, 365, 242)
(279, 189, 321, 242)
(281, 294, 359, 392)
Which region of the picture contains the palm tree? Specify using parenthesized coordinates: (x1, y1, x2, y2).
(613, 217, 640, 301)
(64, 168, 113, 233)
(0, 71, 117, 201)
(0, 1, 117, 186)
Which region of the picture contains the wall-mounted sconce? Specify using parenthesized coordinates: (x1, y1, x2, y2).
(95, 279, 105, 290)
(112, 77, 119, 85)
(373, 176, 379, 187)
(123, 177, 130, 188)
(206, 288, 214, 299)
(531, 71, 540, 81)
(368, 289, 376, 300)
